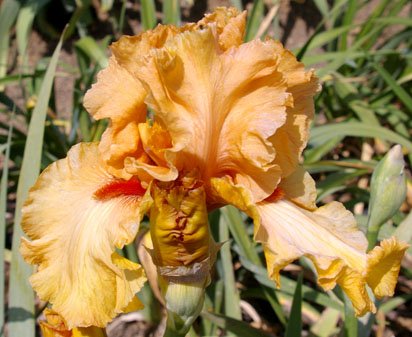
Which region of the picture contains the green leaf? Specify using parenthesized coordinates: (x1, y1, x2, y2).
(141, 0, 157, 30)
(373, 16, 412, 26)
(310, 308, 340, 337)
(245, 0, 264, 41)
(0, 114, 13, 337)
(218, 216, 242, 321)
(302, 49, 401, 66)
(241, 258, 344, 312)
(309, 122, 412, 153)
(343, 294, 358, 337)
(305, 25, 358, 52)
(394, 210, 412, 245)
(0, 0, 21, 91)
(201, 311, 272, 337)
(75, 36, 109, 69)
(16, 0, 50, 57)
(8, 28, 65, 337)
(220, 206, 287, 324)
(220, 206, 260, 265)
(312, 0, 329, 18)
(373, 63, 412, 115)
(230, 0, 243, 11)
(163, 0, 180, 25)
(285, 273, 303, 337)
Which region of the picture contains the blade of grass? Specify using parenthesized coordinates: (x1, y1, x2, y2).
(245, 0, 264, 41)
(8, 28, 65, 337)
(394, 210, 412, 243)
(241, 258, 344, 312)
(343, 294, 358, 337)
(373, 63, 412, 115)
(220, 206, 287, 325)
(339, 0, 358, 51)
(0, 0, 21, 91)
(302, 49, 401, 66)
(230, 0, 243, 11)
(309, 122, 412, 153)
(219, 216, 241, 322)
(305, 25, 358, 52)
(220, 206, 260, 264)
(201, 311, 272, 337)
(312, 0, 329, 18)
(162, 0, 180, 25)
(141, 0, 157, 30)
(285, 273, 303, 337)
(16, 0, 50, 58)
(0, 114, 13, 337)
(75, 36, 109, 69)
(310, 308, 340, 337)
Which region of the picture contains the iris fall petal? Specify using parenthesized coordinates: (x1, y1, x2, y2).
(20, 143, 148, 328)
(254, 199, 407, 316)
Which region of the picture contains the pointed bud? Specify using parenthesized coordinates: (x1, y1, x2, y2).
(367, 145, 406, 249)
(159, 263, 209, 335)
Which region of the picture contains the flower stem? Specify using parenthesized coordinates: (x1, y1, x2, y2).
(163, 326, 186, 337)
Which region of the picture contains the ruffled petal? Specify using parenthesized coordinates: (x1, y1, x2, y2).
(254, 199, 407, 316)
(20, 143, 148, 328)
(278, 166, 317, 210)
(111, 25, 181, 76)
(366, 237, 409, 298)
(196, 7, 246, 50)
(40, 309, 105, 337)
(83, 58, 148, 180)
(268, 41, 319, 177)
(137, 27, 289, 201)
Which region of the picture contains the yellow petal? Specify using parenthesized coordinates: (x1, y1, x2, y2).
(366, 237, 408, 298)
(137, 27, 290, 201)
(278, 166, 317, 210)
(268, 40, 319, 177)
(21, 143, 148, 328)
(111, 8, 246, 75)
(83, 58, 147, 179)
(123, 121, 179, 182)
(111, 25, 181, 76)
(196, 7, 246, 50)
(40, 309, 106, 337)
(254, 200, 406, 316)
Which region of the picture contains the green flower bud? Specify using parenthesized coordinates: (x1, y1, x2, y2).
(159, 262, 210, 336)
(367, 145, 406, 249)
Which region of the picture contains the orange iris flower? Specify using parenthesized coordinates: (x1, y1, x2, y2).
(21, 7, 407, 332)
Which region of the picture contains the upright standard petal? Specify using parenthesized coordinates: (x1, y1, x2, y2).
(137, 27, 290, 201)
(21, 143, 148, 328)
(268, 41, 319, 177)
(254, 199, 408, 316)
(83, 58, 148, 180)
(196, 7, 246, 50)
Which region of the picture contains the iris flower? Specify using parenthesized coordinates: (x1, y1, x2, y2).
(21, 7, 407, 333)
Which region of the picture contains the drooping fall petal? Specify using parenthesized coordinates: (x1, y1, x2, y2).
(254, 199, 408, 316)
(20, 143, 149, 328)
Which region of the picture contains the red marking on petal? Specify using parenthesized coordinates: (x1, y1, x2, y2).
(265, 187, 285, 203)
(94, 177, 146, 200)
